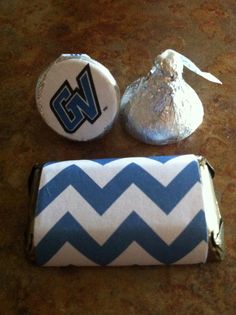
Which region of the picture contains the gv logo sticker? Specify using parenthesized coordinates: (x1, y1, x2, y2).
(50, 64, 101, 133)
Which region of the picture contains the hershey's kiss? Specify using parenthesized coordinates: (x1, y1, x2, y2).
(121, 49, 221, 145)
(36, 54, 120, 141)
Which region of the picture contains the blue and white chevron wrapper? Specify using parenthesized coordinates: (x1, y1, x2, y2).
(32, 155, 214, 266)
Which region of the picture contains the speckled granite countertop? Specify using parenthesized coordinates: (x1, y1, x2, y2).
(0, 1, 235, 314)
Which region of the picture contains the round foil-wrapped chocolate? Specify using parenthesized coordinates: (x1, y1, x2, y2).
(36, 54, 120, 141)
(121, 49, 221, 145)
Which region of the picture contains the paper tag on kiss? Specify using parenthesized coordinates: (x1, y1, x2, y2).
(159, 49, 222, 84)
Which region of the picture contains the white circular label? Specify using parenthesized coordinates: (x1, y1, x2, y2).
(36, 54, 120, 141)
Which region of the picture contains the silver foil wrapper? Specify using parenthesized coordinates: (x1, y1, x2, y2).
(121, 49, 221, 145)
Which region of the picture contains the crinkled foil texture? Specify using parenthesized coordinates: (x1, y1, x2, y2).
(120, 66, 204, 145)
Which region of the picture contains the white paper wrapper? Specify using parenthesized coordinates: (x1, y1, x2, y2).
(27, 155, 224, 267)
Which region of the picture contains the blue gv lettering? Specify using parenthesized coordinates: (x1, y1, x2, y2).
(50, 64, 101, 133)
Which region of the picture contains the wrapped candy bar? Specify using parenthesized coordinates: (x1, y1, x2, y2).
(121, 49, 222, 145)
(26, 155, 224, 266)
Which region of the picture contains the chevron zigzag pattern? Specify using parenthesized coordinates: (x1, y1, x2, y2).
(34, 155, 208, 266)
